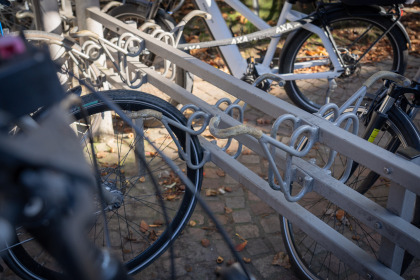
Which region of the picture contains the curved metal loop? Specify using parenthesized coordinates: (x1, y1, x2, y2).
(81, 40, 103, 61)
(186, 111, 211, 136)
(180, 104, 201, 114)
(215, 98, 233, 109)
(172, 10, 212, 45)
(316, 102, 340, 122)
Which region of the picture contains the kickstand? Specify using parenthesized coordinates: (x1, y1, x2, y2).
(325, 78, 337, 104)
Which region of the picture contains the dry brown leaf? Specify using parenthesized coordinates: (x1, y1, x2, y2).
(166, 194, 177, 201)
(224, 186, 233, 192)
(140, 220, 149, 233)
(96, 151, 107, 159)
(243, 257, 251, 263)
(216, 169, 226, 177)
(185, 264, 193, 272)
(205, 189, 218, 196)
(148, 230, 158, 241)
(272, 252, 291, 268)
(224, 207, 233, 214)
(189, 220, 197, 227)
(201, 238, 210, 248)
(139, 176, 146, 183)
(235, 241, 248, 252)
(336, 209, 345, 221)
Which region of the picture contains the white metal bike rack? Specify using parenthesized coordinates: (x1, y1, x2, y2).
(50, 0, 420, 279)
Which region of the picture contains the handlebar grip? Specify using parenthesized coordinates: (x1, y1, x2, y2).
(209, 116, 263, 139)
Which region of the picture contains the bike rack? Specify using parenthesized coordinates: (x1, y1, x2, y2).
(58, 1, 420, 279)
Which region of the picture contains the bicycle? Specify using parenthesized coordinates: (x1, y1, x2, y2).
(0, 31, 258, 280)
(0, 32, 206, 279)
(109, 0, 413, 112)
(278, 69, 420, 279)
(0, 33, 129, 280)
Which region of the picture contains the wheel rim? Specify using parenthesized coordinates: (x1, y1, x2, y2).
(281, 111, 410, 279)
(7, 98, 202, 278)
(288, 17, 401, 112)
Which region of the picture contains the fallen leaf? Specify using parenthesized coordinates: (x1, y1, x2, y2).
(224, 186, 232, 192)
(272, 252, 291, 268)
(205, 189, 218, 196)
(243, 257, 251, 263)
(189, 220, 197, 227)
(139, 176, 146, 183)
(224, 207, 233, 214)
(185, 264, 193, 272)
(148, 230, 158, 241)
(235, 241, 248, 252)
(352, 235, 360, 241)
(336, 209, 345, 221)
(96, 151, 107, 159)
(140, 220, 149, 233)
(216, 169, 226, 177)
(201, 238, 210, 248)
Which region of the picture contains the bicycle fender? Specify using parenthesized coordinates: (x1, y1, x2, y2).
(326, 4, 411, 49)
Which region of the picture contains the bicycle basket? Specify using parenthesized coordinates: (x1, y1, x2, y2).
(341, 0, 414, 5)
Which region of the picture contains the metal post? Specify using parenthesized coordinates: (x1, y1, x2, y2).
(378, 147, 420, 274)
(74, 0, 113, 139)
(74, 0, 102, 35)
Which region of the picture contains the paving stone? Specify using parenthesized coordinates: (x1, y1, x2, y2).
(225, 196, 245, 209)
(267, 234, 287, 253)
(187, 227, 207, 241)
(232, 209, 252, 223)
(246, 238, 270, 256)
(205, 200, 226, 214)
(247, 190, 262, 202)
(260, 214, 281, 234)
(252, 254, 295, 279)
(222, 184, 244, 197)
(190, 212, 205, 225)
(235, 224, 260, 239)
(250, 201, 275, 216)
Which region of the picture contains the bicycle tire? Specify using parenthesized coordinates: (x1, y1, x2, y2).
(280, 106, 420, 280)
(3, 90, 203, 279)
(106, 6, 194, 100)
(279, 9, 408, 112)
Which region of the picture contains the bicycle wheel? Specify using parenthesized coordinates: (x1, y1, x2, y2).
(21, 30, 103, 91)
(280, 106, 420, 280)
(3, 90, 203, 279)
(279, 9, 408, 112)
(106, 5, 193, 102)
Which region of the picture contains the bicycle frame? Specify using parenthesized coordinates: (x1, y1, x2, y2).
(189, 0, 344, 80)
